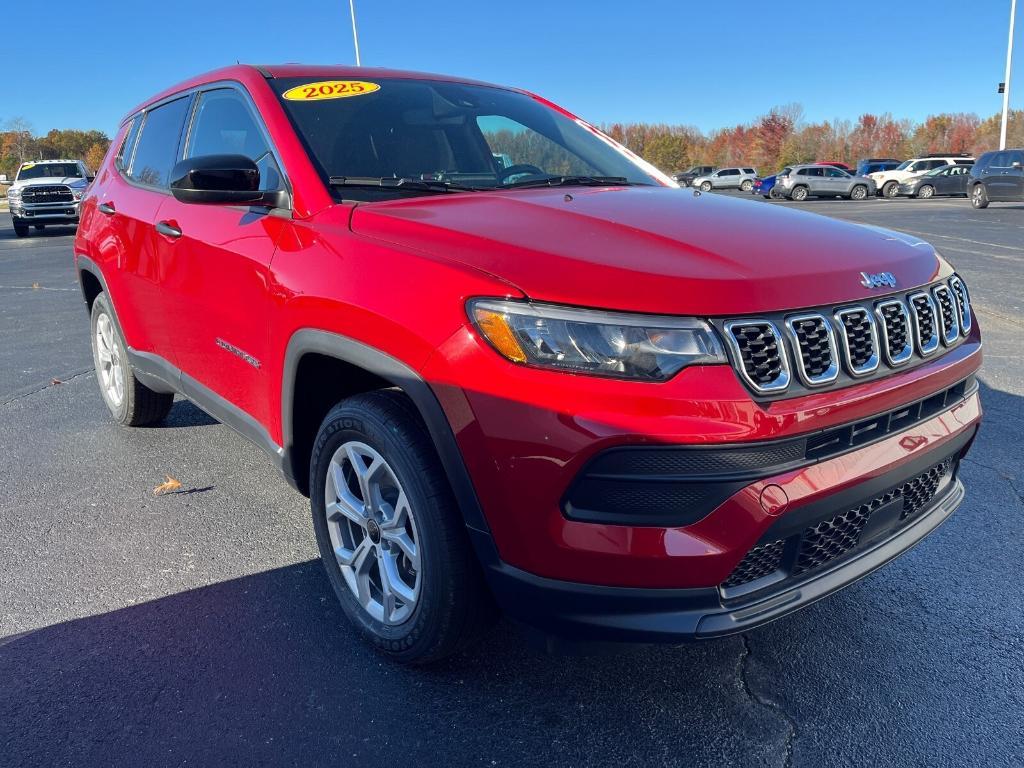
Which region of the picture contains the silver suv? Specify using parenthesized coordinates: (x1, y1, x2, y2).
(693, 167, 758, 192)
(776, 164, 876, 201)
(6, 159, 93, 237)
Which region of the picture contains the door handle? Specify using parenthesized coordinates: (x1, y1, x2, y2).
(98, 202, 116, 215)
(155, 220, 182, 239)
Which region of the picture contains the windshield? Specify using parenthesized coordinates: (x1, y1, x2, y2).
(17, 162, 83, 181)
(272, 77, 662, 200)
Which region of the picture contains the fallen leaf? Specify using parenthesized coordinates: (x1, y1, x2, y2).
(50, 377, 62, 385)
(153, 475, 182, 496)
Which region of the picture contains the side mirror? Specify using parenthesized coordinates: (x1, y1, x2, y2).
(1013, 161, 1023, 170)
(170, 154, 268, 205)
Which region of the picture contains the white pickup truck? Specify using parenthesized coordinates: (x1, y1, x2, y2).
(6, 159, 93, 237)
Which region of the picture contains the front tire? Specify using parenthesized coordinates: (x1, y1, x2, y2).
(850, 185, 868, 200)
(970, 184, 989, 209)
(310, 390, 496, 663)
(13, 220, 29, 237)
(882, 180, 900, 198)
(916, 184, 935, 199)
(90, 292, 173, 426)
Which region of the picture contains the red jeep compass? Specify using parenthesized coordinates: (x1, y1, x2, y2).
(75, 65, 982, 663)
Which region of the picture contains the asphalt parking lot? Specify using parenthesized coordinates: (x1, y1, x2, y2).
(1, 197, 1021, 768)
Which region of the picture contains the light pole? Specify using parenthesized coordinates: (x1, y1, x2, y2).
(349, 0, 362, 66)
(1000, 0, 1017, 149)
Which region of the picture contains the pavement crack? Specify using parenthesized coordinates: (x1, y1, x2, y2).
(962, 457, 1024, 506)
(0, 367, 93, 407)
(738, 634, 798, 768)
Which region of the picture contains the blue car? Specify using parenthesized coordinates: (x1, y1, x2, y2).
(752, 168, 790, 198)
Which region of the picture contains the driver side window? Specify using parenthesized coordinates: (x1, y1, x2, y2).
(476, 115, 598, 178)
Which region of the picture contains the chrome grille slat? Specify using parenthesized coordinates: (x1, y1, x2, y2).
(931, 285, 959, 345)
(908, 291, 940, 356)
(723, 320, 791, 394)
(875, 299, 914, 366)
(785, 313, 839, 386)
(833, 307, 879, 377)
(949, 276, 972, 336)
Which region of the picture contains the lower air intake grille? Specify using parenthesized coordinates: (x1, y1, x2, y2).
(722, 457, 955, 591)
(722, 540, 784, 588)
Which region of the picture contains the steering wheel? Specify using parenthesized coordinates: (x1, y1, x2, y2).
(497, 164, 546, 184)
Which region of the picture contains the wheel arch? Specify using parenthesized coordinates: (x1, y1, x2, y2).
(282, 329, 493, 540)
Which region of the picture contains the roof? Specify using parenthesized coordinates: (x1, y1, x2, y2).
(125, 64, 514, 121)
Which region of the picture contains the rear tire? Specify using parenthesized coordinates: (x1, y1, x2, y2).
(850, 185, 868, 200)
(768, 186, 783, 200)
(310, 390, 497, 664)
(791, 185, 809, 201)
(90, 292, 174, 426)
(882, 180, 900, 198)
(917, 185, 935, 199)
(970, 184, 989, 209)
(740, 179, 753, 192)
(699, 181, 712, 192)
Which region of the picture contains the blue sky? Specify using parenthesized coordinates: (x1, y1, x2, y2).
(1, 0, 1019, 137)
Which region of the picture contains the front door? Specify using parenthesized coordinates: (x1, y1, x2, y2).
(153, 86, 290, 428)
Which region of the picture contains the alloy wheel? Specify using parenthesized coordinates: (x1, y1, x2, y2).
(324, 441, 421, 626)
(94, 313, 125, 407)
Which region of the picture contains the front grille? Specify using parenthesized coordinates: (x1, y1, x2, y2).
(834, 307, 878, 375)
(786, 314, 837, 385)
(722, 457, 955, 592)
(722, 540, 784, 588)
(720, 276, 972, 398)
(909, 292, 940, 356)
(723, 321, 790, 392)
(931, 285, 959, 345)
(21, 184, 73, 203)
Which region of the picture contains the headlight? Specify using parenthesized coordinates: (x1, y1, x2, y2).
(71, 187, 86, 200)
(7, 187, 21, 199)
(469, 299, 726, 381)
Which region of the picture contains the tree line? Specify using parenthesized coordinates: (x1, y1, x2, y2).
(0, 118, 111, 179)
(601, 106, 1024, 174)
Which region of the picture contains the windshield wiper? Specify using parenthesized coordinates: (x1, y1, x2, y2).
(500, 175, 633, 190)
(328, 176, 478, 193)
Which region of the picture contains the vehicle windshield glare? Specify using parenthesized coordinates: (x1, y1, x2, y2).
(894, 160, 913, 171)
(272, 77, 661, 200)
(17, 163, 83, 180)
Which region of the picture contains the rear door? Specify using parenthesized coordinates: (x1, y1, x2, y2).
(101, 96, 192, 359)
(153, 84, 290, 427)
(985, 152, 1012, 199)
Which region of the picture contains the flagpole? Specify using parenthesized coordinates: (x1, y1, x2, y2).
(1000, 0, 1016, 149)
(349, 0, 362, 66)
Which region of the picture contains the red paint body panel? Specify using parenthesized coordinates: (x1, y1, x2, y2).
(74, 65, 983, 605)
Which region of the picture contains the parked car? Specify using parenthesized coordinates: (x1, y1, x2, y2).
(693, 167, 758, 192)
(776, 164, 876, 200)
(899, 164, 972, 198)
(968, 148, 1024, 208)
(752, 169, 790, 198)
(674, 165, 715, 187)
(6, 159, 94, 237)
(856, 158, 902, 177)
(75, 64, 982, 663)
(869, 154, 974, 198)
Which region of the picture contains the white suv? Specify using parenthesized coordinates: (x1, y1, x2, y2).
(869, 155, 974, 198)
(693, 167, 758, 192)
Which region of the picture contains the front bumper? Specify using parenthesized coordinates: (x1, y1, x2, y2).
(10, 200, 80, 222)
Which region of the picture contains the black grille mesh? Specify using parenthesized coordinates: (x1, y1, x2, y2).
(879, 303, 909, 359)
(934, 287, 956, 341)
(22, 184, 73, 203)
(792, 317, 833, 377)
(722, 540, 784, 588)
(723, 458, 954, 590)
(839, 310, 875, 369)
(730, 323, 784, 385)
(911, 295, 936, 346)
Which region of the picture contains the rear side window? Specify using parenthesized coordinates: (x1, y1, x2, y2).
(742, 168, 755, 174)
(186, 88, 283, 191)
(116, 117, 142, 172)
(130, 96, 191, 188)
(989, 152, 1010, 168)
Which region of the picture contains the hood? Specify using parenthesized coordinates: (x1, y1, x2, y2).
(350, 186, 947, 316)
